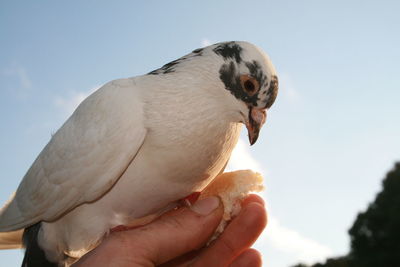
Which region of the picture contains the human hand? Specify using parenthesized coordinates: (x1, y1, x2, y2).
(73, 194, 267, 267)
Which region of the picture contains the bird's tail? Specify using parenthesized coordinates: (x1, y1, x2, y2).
(22, 223, 56, 267)
(0, 229, 23, 249)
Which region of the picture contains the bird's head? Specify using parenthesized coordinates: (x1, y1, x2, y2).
(148, 41, 278, 145)
(209, 41, 278, 145)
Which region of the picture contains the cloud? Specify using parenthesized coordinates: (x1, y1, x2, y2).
(227, 139, 333, 265)
(16, 68, 32, 89)
(2, 65, 33, 99)
(200, 38, 212, 47)
(2, 66, 32, 89)
(257, 216, 333, 265)
(279, 73, 301, 103)
(54, 86, 99, 116)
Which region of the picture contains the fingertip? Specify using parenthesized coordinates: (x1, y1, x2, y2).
(230, 248, 262, 267)
(241, 202, 267, 231)
(242, 194, 265, 207)
(193, 202, 267, 266)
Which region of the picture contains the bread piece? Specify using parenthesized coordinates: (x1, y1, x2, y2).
(199, 170, 264, 241)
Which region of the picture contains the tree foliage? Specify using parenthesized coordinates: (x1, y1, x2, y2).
(292, 257, 349, 267)
(348, 162, 400, 266)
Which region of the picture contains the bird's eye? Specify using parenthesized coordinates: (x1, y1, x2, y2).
(240, 75, 259, 96)
(244, 80, 255, 92)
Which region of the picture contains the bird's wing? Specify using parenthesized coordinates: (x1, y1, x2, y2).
(0, 79, 147, 231)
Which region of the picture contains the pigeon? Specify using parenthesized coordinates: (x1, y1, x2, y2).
(0, 41, 278, 266)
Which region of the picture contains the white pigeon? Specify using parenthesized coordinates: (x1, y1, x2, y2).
(0, 41, 278, 266)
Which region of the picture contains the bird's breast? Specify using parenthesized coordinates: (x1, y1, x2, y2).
(104, 118, 242, 220)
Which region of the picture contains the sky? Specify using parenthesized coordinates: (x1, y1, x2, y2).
(0, 1, 400, 266)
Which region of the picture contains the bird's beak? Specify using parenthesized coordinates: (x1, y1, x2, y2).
(246, 107, 267, 145)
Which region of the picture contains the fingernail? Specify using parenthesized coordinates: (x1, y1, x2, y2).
(191, 196, 220, 215)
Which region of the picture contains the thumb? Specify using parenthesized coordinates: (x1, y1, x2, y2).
(76, 196, 223, 267)
(131, 196, 223, 265)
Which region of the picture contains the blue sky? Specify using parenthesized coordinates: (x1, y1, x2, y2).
(1, 1, 399, 266)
